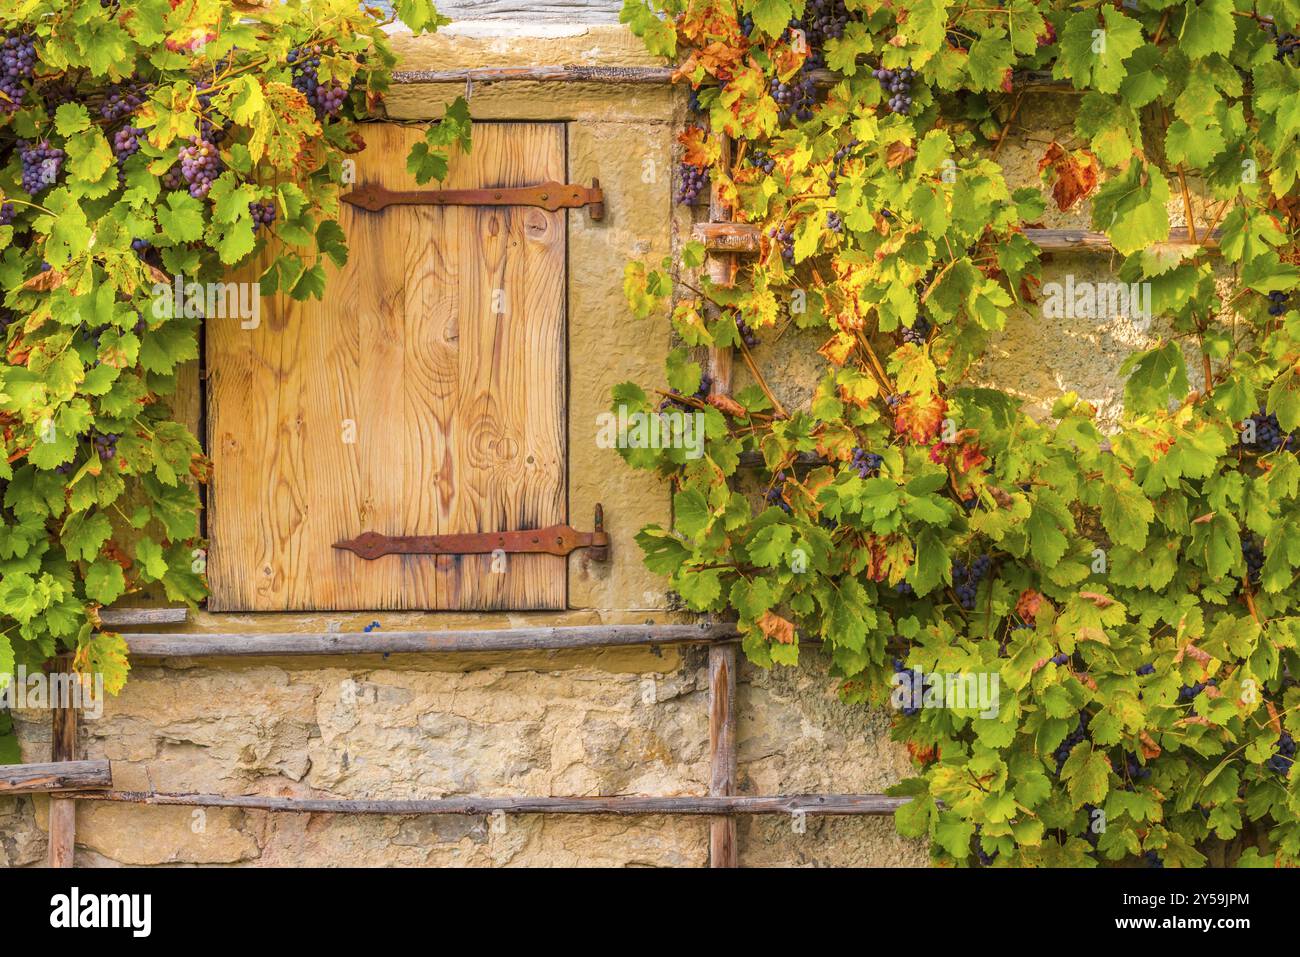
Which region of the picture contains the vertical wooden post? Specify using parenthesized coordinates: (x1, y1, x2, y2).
(704, 133, 739, 868)
(47, 652, 77, 868)
(708, 643, 738, 867)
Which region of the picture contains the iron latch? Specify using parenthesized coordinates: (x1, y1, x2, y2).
(334, 505, 610, 562)
(342, 179, 605, 220)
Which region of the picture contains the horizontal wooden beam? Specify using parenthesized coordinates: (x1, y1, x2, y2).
(67, 790, 908, 816)
(97, 606, 189, 627)
(0, 760, 112, 795)
(1029, 227, 1219, 251)
(695, 222, 1220, 255)
(120, 622, 739, 659)
(393, 66, 1071, 91)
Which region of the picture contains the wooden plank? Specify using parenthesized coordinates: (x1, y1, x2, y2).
(0, 761, 112, 795)
(68, 790, 910, 815)
(694, 222, 1221, 255)
(1028, 226, 1220, 251)
(119, 622, 739, 658)
(423, 123, 568, 611)
(209, 123, 567, 610)
(708, 644, 738, 867)
(47, 653, 77, 868)
(703, 132, 740, 869)
(97, 607, 189, 627)
(393, 66, 1073, 90)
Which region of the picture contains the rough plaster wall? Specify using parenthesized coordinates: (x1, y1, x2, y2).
(0, 23, 1194, 869)
(5, 649, 921, 867)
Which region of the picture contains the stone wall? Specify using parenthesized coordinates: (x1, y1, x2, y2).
(3, 18, 1191, 868)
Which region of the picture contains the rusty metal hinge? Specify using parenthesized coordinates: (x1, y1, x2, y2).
(334, 505, 610, 562)
(342, 179, 605, 220)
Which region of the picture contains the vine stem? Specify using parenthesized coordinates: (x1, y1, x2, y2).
(736, 337, 788, 418)
(1151, 10, 1172, 46)
(1160, 105, 1199, 244)
(990, 89, 1024, 160)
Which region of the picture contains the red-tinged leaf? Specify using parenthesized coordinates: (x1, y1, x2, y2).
(1038, 141, 1099, 211)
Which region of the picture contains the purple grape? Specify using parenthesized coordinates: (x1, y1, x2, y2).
(0, 33, 36, 115)
(288, 46, 349, 118)
(768, 224, 794, 264)
(873, 65, 916, 115)
(676, 163, 709, 205)
(902, 317, 931, 345)
(249, 198, 277, 231)
(178, 138, 222, 199)
(770, 65, 817, 124)
(851, 446, 882, 478)
(100, 81, 146, 122)
(0, 202, 14, 226)
(112, 125, 144, 162)
(19, 140, 65, 196)
(735, 315, 759, 348)
(952, 554, 993, 611)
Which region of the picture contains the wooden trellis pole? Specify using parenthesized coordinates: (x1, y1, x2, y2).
(704, 133, 741, 869)
(65, 790, 909, 816)
(47, 652, 77, 868)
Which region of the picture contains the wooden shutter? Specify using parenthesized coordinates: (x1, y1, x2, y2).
(207, 123, 568, 611)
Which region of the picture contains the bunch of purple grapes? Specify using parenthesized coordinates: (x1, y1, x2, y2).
(1241, 407, 1290, 452)
(19, 140, 65, 196)
(1179, 678, 1216, 702)
(768, 224, 794, 264)
(0, 33, 36, 115)
(1052, 711, 1090, 774)
(249, 198, 277, 231)
(1243, 537, 1265, 586)
(100, 81, 146, 121)
(93, 431, 120, 462)
(112, 125, 143, 162)
(748, 148, 776, 174)
(801, 0, 851, 52)
(1136, 662, 1155, 676)
(851, 446, 882, 478)
(825, 209, 843, 233)
(0, 202, 14, 226)
(833, 138, 859, 168)
(162, 165, 183, 191)
(873, 65, 916, 114)
(891, 658, 922, 716)
(1266, 731, 1296, 776)
(735, 315, 759, 348)
(766, 472, 792, 514)
(288, 46, 348, 118)
(1263, 20, 1300, 61)
(676, 163, 709, 206)
(178, 138, 222, 199)
(951, 554, 992, 610)
(770, 67, 817, 124)
(902, 317, 931, 345)
(1267, 290, 1290, 316)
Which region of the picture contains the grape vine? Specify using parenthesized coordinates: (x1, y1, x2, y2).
(0, 0, 467, 696)
(619, 0, 1300, 867)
